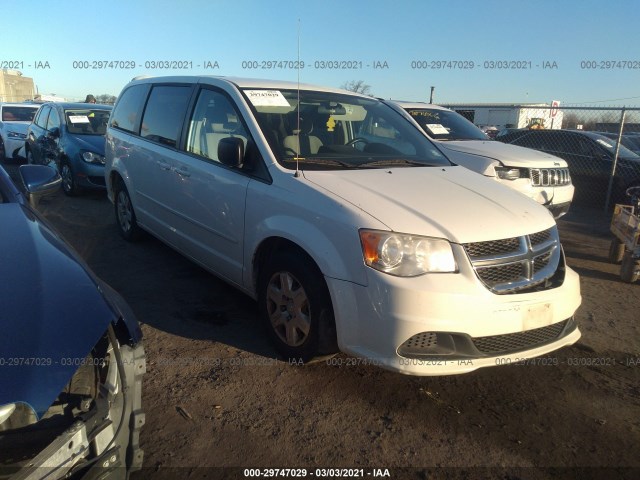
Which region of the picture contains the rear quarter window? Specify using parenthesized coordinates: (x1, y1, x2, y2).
(110, 84, 150, 134)
(139, 85, 192, 148)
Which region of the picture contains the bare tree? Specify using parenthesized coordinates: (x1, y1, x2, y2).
(96, 94, 117, 105)
(341, 80, 372, 96)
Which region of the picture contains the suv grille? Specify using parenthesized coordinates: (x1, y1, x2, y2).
(530, 168, 571, 186)
(462, 227, 561, 294)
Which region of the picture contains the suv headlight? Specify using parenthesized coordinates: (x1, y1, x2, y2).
(359, 229, 457, 277)
(82, 151, 105, 164)
(495, 166, 528, 180)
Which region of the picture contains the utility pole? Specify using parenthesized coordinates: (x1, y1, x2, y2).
(429, 86, 435, 104)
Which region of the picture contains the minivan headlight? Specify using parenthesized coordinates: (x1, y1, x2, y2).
(82, 151, 105, 164)
(359, 229, 457, 276)
(495, 166, 527, 180)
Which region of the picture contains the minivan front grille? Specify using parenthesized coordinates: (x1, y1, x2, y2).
(473, 320, 568, 354)
(462, 227, 561, 294)
(530, 168, 571, 186)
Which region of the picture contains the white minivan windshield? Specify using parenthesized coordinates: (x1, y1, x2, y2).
(245, 89, 451, 170)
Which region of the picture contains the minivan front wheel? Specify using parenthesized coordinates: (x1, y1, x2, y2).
(258, 251, 338, 362)
(114, 179, 143, 241)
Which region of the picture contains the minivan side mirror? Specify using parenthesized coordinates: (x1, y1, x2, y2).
(218, 137, 244, 168)
(18, 164, 62, 208)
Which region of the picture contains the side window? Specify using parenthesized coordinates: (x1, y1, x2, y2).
(139, 85, 191, 148)
(186, 89, 250, 162)
(34, 106, 50, 128)
(46, 108, 60, 131)
(110, 84, 149, 134)
(578, 138, 605, 159)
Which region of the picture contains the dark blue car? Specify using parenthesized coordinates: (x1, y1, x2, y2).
(25, 102, 112, 195)
(0, 164, 145, 477)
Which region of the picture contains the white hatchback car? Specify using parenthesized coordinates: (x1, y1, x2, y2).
(0, 102, 39, 161)
(105, 76, 581, 375)
(390, 102, 575, 218)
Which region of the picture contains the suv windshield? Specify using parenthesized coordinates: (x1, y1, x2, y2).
(64, 109, 110, 135)
(404, 108, 489, 141)
(589, 133, 640, 159)
(245, 89, 450, 170)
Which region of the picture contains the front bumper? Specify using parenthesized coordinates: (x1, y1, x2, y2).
(0, 333, 145, 479)
(495, 178, 575, 219)
(3, 136, 27, 160)
(326, 251, 581, 376)
(73, 161, 107, 190)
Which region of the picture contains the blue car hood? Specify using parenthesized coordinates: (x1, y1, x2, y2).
(0, 204, 115, 418)
(71, 134, 106, 154)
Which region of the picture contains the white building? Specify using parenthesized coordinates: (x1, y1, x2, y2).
(440, 103, 563, 131)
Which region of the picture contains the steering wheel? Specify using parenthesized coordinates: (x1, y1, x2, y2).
(345, 137, 369, 148)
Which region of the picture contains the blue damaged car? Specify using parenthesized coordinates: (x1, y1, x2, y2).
(0, 164, 145, 478)
(25, 103, 112, 196)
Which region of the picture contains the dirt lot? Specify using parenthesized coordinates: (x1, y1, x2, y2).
(8, 163, 640, 479)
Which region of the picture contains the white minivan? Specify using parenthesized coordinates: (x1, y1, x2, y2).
(105, 76, 581, 375)
(389, 102, 575, 218)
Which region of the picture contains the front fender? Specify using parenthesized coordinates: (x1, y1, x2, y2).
(244, 214, 369, 296)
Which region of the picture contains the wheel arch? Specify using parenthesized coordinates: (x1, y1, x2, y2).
(253, 236, 340, 356)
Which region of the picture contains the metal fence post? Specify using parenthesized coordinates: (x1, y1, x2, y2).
(604, 107, 626, 212)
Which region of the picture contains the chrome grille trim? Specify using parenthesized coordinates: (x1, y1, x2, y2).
(530, 168, 571, 186)
(462, 227, 560, 294)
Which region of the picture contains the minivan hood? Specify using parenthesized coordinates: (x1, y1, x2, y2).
(439, 140, 568, 168)
(0, 204, 115, 418)
(302, 166, 555, 243)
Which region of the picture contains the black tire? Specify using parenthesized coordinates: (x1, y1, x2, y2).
(258, 250, 338, 362)
(620, 252, 639, 283)
(608, 237, 625, 264)
(60, 160, 79, 196)
(114, 178, 144, 241)
(25, 146, 34, 164)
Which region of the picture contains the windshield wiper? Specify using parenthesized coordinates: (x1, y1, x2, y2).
(284, 157, 358, 168)
(355, 158, 435, 168)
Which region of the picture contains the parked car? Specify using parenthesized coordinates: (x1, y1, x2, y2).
(594, 131, 640, 156)
(497, 129, 640, 202)
(105, 75, 581, 376)
(25, 102, 112, 195)
(389, 102, 575, 218)
(0, 164, 145, 478)
(0, 102, 39, 161)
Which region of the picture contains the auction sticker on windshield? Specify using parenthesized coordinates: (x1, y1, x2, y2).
(68, 115, 90, 123)
(425, 124, 449, 135)
(244, 90, 290, 107)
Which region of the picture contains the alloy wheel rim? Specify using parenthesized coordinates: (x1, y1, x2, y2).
(266, 271, 311, 347)
(117, 191, 132, 232)
(61, 165, 73, 192)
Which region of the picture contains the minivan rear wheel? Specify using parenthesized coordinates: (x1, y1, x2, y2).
(258, 250, 338, 362)
(114, 179, 143, 241)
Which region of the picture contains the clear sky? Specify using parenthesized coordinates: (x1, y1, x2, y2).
(2, 0, 639, 106)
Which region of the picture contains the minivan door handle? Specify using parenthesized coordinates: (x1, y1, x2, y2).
(174, 166, 191, 177)
(157, 161, 172, 171)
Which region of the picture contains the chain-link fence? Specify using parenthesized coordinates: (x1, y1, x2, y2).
(444, 104, 640, 211)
